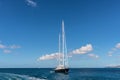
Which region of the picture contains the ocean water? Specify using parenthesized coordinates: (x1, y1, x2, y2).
(0, 68, 120, 80)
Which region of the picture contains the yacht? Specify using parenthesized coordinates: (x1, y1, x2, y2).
(54, 20, 69, 73)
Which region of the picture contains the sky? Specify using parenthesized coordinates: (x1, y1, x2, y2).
(0, 0, 120, 68)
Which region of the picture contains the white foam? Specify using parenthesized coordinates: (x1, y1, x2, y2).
(28, 76, 46, 80)
(0, 73, 46, 80)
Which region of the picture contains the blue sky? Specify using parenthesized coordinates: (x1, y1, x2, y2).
(0, 0, 120, 68)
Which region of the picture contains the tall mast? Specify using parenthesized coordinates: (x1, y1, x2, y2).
(65, 35, 68, 67)
(58, 34, 61, 65)
(63, 21, 68, 67)
(62, 20, 65, 66)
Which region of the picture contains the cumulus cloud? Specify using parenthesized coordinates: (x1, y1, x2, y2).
(37, 53, 63, 61)
(37, 52, 73, 61)
(72, 44, 93, 54)
(0, 44, 6, 49)
(3, 50, 11, 53)
(37, 44, 94, 61)
(88, 53, 99, 58)
(26, 0, 37, 7)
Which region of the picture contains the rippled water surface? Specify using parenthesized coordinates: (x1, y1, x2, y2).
(0, 68, 120, 80)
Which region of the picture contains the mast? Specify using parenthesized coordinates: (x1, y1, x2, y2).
(65, 35, 68, 67)
(62, 20, 65, 66)
(63, 21, 68, 67)
(58, 34, 61, 65)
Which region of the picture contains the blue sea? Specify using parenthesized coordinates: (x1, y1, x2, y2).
(0, 68, 120, 80)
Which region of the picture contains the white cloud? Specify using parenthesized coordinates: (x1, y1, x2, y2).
(26, 0, 37, 7)
(0, 44, 6, 49)
(88, 53, 99, 58)
(108, 43, 120, 56)
(37, 52, 73, 61)
(112, 48, 117, 51)
(116, 43, 120, 49)
(106, 64, 120, 68)
(3, 50, 11, 53)
(108, 51, 113, 56)
(0, 44, 21, 49)
(37, 53, 63, 61)
(108, 53, 112, 56)
(9, 45, 21, 49)
(0, 43, 21, 54)
(72, 44, 93, 54)
(37, 44, 94, 61)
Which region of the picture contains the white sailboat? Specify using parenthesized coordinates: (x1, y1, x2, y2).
(55, 20, 69, 73)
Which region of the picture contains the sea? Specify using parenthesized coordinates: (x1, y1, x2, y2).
(0, 68, 120, 80)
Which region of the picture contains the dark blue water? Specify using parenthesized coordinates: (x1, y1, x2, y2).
(0, 68, 120, 80)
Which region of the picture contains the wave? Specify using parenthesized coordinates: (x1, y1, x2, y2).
(0, 73, 46, 80)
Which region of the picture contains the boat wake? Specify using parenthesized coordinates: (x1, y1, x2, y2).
(0, 73, 46, 80)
